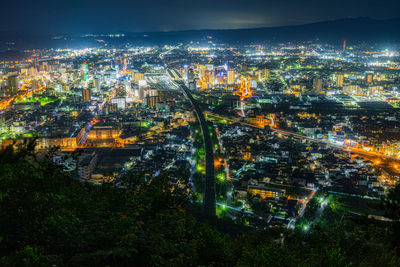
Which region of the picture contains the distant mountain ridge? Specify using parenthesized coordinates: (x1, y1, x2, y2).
(130, 17, 400, 44)
(1, 17, 400, 51)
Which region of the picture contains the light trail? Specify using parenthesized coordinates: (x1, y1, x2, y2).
(294, 189, 317, 220)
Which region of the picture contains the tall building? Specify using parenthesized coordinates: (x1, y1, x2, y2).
(123, 58, 128, 72)
(188, 68, 195, 82)
(133, 72, 144, 83)
(262, 68, 270, 79)
(199, 68, 206, 81)
(29, 66, 37, 76)
(94, 77, 101, 92)
(104, 103, 117, 114)
(337, 74, 344, 87)
(365, 73, 373, 83)
(31, 79, 38, 91)
(41, 62, 51, 72)
(204, 70, 215, 85)
(188, 81, 196, 90)
(7, 75, 18, 96)
(82, 88, 91, 102)
(183, 65, 189, 81)
(144, 95, 159, 108)
(227, 70, 236, 84)
(138, 80, 147, 100)
(313, 78, 323, 93)
(257, 68, 270, 81)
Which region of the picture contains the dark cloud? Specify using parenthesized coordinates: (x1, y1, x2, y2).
(1, 0, 400, 34)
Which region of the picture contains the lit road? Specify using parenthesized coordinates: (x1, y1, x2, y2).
(172, 78, 216, 216)
(287, 189, 317, 229)
(295, 189, 317, 219)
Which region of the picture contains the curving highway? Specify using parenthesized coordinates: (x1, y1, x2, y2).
(173, 79, 216, 216)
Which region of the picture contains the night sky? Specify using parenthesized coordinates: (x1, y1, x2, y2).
(2, 0, 400, 34)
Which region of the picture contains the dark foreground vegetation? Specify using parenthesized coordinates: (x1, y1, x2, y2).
(1, 143, 400, 266)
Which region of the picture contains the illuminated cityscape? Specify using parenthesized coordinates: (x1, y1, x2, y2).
(1, 0, 400, 265)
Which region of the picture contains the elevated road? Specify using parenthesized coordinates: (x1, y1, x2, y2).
(171, 77, 216, 216)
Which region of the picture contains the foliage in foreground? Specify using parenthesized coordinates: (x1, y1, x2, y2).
(0, 144, 400, 266)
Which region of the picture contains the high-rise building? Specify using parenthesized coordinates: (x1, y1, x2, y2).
(82, 88, 91, 102)
(199, 68, 206, 81)
(188, 81, 196, 90)
(313, 78, 323, 93)
(205, 70, 215, 85)
(31, 79, 38, 91)
(123, 58, 128, 72)
(138, 80, 147, 100)
(132, 72, 144, 83)
(188, 68, 195, 82)
(104, 103, 117, 114)
(257, 68, 270, 81)
(365, 73, 373, 83)
(7, 75, 18, 96)
(29, 66, 37, 76)
(94, 77, 101, 92)
(183, 65, 189, 81)
(41, 62, 51, 72)
(262, 68, 270, 79)
(144, 95, 159, 108)
(337, 74, 344, 87)
(227, 70, 236, 84)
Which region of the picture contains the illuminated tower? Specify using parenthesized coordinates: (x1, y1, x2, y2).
(343, 40, 346, 52)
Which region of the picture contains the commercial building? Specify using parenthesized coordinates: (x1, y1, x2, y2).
(248, 185, 286, 199)
(82, 88, 91, 102)
(337, 74, 344, 87)
(313, 78, 323, 93)
(227, 70, 236, 84)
